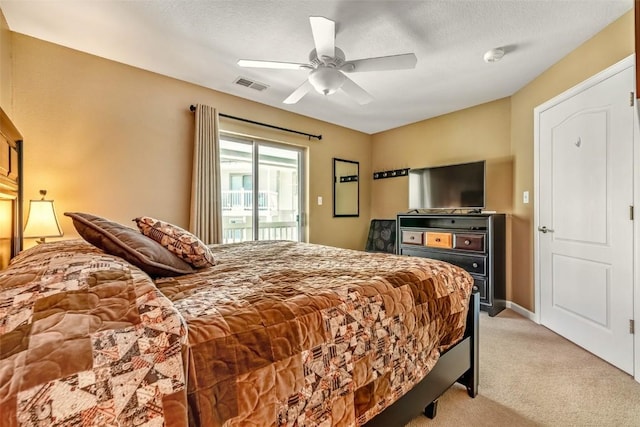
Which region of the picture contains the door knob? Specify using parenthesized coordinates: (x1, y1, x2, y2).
(538, 226, 555, 233)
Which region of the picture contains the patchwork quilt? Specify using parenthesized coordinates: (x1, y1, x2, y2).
(0, 241, 188, 427)
(0, 239, 473, 427)
(155, 240, 473, 426)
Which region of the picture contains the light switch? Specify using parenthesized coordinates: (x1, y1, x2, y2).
(523, 191, 529, 204)
(317, 196, 323, 205)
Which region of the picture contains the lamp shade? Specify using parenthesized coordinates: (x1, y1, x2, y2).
(308, 67, 345, 95)
(24, 199, 63, 239)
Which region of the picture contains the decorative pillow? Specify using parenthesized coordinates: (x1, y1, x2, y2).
(64, 212, 195, 277)
(133, 216, 215, 268)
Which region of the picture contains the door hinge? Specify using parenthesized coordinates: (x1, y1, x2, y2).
(630, 319, 635, 334)
(630, 205, 634, 220)
(631, 92, 635, 107)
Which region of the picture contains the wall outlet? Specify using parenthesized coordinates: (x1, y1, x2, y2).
(523, 191, 529, 204)
(317, 196, 323, 206)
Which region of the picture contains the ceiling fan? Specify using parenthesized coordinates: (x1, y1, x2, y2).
(237, 16, 417, 105)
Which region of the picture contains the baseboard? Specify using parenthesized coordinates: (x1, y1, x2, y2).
(505, 301, 537, 322)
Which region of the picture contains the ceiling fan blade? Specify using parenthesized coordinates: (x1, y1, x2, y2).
(283, 80, 313, 104)
(340, 75, 373, 105)
(342, 53, 417, 72)
(238, 59, 306, 70)
(309, 16, 335, 59)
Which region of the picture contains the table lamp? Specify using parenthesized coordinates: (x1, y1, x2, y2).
(24, 190, 63, 244)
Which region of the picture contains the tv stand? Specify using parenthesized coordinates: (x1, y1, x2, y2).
(396, 213, 506, 316)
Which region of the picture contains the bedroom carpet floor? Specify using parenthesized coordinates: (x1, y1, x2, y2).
(406, 309, 640, 427)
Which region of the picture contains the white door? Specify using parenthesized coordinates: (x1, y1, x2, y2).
(537, 64, 634, 374)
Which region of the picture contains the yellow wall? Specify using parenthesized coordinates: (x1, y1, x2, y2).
(371, 98, 512, 218)
(9, 34, 372, 250)
(0, 9, 14, 265)
(0, 9, 12, 114)
(509, 10, 634, 310)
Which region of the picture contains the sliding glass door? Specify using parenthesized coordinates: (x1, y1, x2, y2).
(219, 135, 304, 243)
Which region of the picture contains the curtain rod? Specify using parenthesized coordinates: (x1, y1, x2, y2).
(189, 105, 322, 141)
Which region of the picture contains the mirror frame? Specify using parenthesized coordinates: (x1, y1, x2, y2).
(333, 158, 359, 217)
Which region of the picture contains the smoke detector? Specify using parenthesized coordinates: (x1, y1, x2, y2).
(483, 47, 505, 63)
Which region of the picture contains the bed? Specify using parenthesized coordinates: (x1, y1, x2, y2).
(0, 108, 478, 427)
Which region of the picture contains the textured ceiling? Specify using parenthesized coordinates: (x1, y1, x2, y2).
(0, 0, 634, 134)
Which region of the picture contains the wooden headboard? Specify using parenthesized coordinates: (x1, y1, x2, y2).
(0, 107, 23, 268)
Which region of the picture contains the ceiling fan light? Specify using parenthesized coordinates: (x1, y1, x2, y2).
(308, 67, 345, 95)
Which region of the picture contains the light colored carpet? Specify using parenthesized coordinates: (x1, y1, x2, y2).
(406, 309, 640, 426)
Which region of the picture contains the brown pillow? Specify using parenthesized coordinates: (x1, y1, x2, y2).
(64, 212, 195, 277)
(133, 216, 215, 268)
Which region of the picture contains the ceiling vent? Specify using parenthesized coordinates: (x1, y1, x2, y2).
(234, 77, 269, 91)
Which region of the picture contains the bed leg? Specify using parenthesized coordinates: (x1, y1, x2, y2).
(424, 399, 438, 419)
(468, 292, 479, 397)
(457, 291, 479, 398)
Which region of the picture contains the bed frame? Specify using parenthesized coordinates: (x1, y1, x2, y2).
(0, 107, 23, 269)
(366, 291, 479, 426)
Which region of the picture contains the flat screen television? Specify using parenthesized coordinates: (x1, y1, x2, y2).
(408, 160, 485, 210)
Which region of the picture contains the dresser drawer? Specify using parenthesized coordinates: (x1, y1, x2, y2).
(454, 233, 485, 252)
(425, 232, 452, 248)
(472, 277, 487, 301)
(421, 251, 487, 276)
(457, 255, 486, 276)
(401, 230, 424, 245)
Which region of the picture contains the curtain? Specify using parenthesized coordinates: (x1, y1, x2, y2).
(189, 104, 223, 244)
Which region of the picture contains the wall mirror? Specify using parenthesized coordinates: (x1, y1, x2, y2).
(333, 158, 359, 217)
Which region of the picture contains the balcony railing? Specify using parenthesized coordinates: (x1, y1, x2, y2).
(222, 190, 277, 211)
(222, 221, 298, 244)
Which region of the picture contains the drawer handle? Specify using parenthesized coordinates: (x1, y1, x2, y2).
(410, 236, 415, 240)
(465, 239, 471, 245)
(435, 238, 441, 242)
(473, 285, 479, 291)
(472, 262, 479, 268)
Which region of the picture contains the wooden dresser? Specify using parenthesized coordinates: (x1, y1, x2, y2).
(397, 213, 506, 316)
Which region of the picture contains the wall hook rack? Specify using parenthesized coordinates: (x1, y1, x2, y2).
(373, 168, 410, 180)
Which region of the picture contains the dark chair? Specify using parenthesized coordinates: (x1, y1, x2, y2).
(365, 219, 397, 254)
